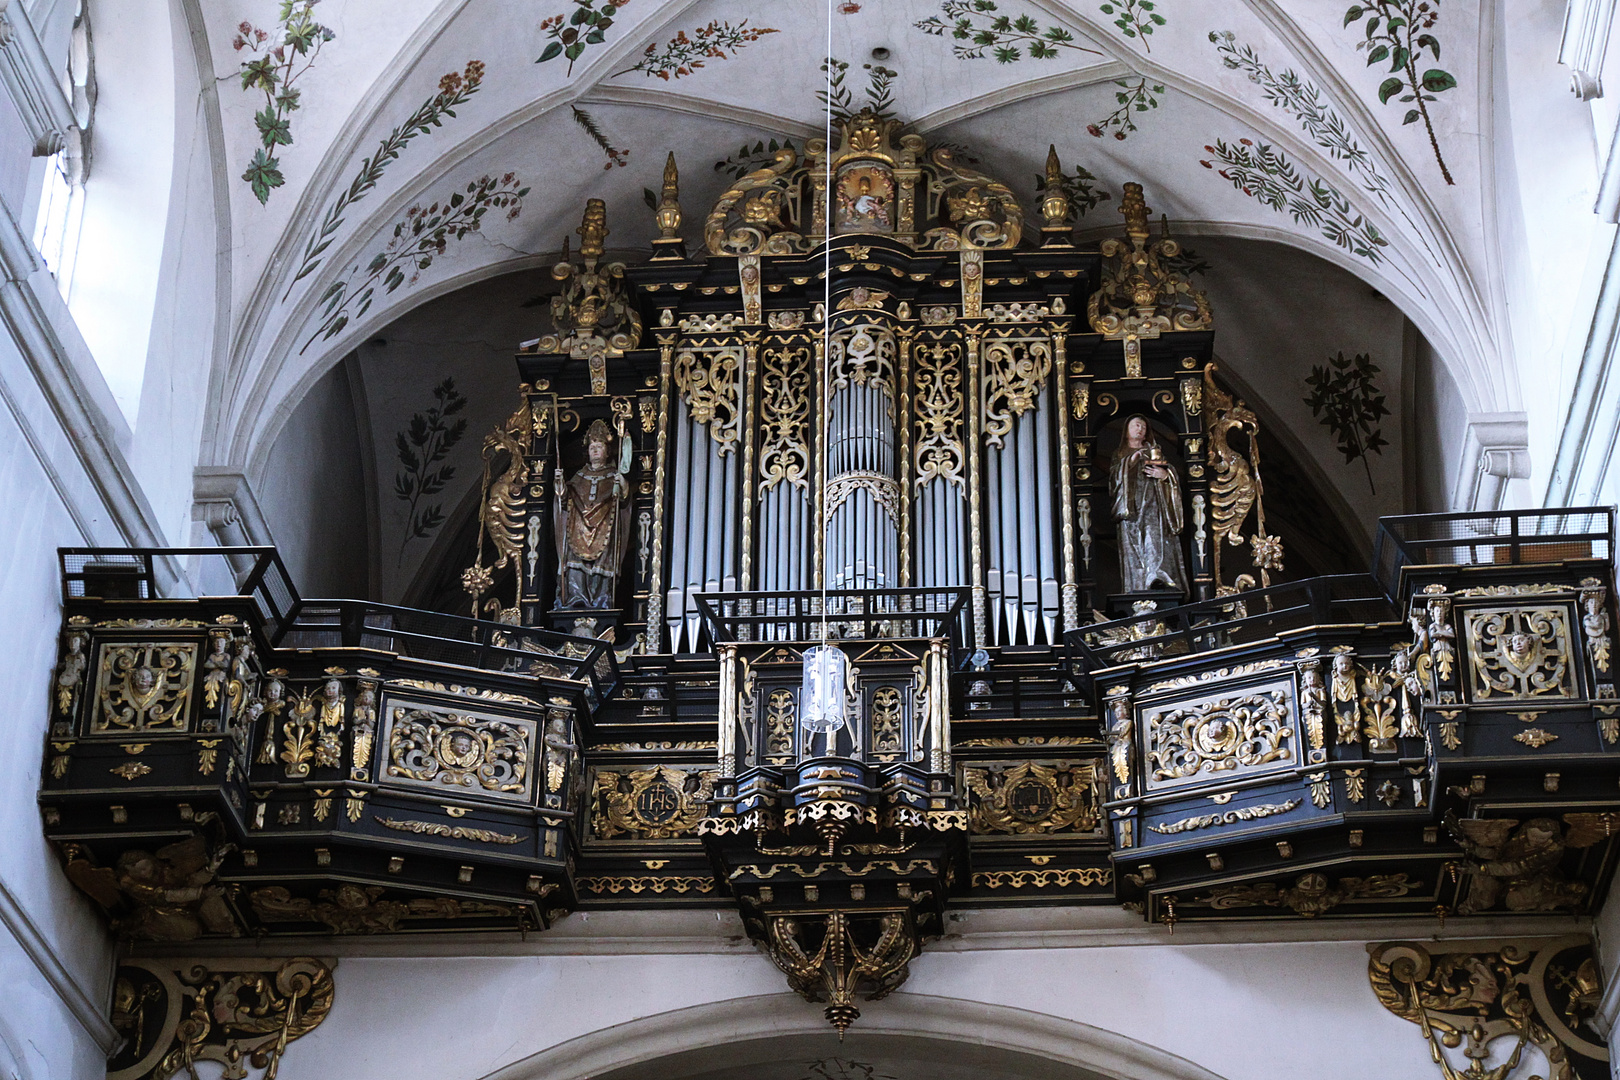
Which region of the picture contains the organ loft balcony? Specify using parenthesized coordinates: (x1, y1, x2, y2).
(37, 105, 1620, 1039)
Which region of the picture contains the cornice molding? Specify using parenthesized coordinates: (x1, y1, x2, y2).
(0, 0, 78, 156)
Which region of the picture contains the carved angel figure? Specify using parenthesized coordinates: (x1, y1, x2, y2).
(54, 631, 87, 719)
(1427, 597, 1457, 684)
(1445, 813, 1620, 914)
(1105, 690, 1134, 794)
(1331, 652, 1361, 744)
(1390, 644, 1423, 738)
(1299, 663, 1327, 753)
(65, 836, 238, 941)
(202, 633, 230, 710)
(1110, 415, 1187, 594)
(555, 417, 634, 608)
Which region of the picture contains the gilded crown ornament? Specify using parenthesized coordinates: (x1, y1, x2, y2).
(1088, 182, 1213, 377)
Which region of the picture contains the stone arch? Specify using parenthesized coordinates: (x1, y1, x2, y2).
(479, 992, 1229, 1080)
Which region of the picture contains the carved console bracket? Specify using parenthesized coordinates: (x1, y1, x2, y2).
(1369, 936, 1609, 1080)
(109, 956, 335, 1080)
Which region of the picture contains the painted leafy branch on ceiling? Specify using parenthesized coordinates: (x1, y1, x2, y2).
(287, 62, 485, 294)
(821, 57, 899, 123)
(914, 0, 1166, 141)
(306, 174, 529, 350)
(1201, 138, 1388, 263)
(395, 379, 468, 561)
(1098, 0, 1165, 52)
(614, 20, 778, 80)
(1303, 351, 1391, 491)
(570, 106, 629, 169)
(1209, 31, 1436, 266)
(234, 1, 335, 205)
(1345, 0, 1456, 185)
(538, 0, 627, 75)
(914, 0, 1103, 60)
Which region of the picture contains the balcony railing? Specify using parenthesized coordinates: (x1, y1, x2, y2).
(696, 587, 971, 649)
(1372, 506, 1614, 599)
(58, 546, 613, 691)
(1065, 573, 1393, 670)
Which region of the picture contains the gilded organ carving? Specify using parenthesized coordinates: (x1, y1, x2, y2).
(383, 704, 536, 801)
(1466, 606, 1576, 700)
(962, 761, 1097, 835)
(91, 643, 195, 734)
(1145, 686, 1293, 787)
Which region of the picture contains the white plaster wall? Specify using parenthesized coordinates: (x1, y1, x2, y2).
(1410, 331, 1470, 512)
(165, 908, 1591, 1080)
(256, 359, 369, 597)
(65, 0, 175, 426)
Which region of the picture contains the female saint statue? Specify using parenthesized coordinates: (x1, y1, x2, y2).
(1109, 415, 1188, 594)
(554, 418, 633, 608)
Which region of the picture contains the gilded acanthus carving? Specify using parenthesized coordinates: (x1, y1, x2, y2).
(765, 908, 918, 1036)
(1368, 937, 1608, 1080)
(109, 957, 333, 1080)
(674, 343, 744, 451)
(1445, 813, 1620, 915)
(1466, 606, 1576, 700)
(1189, 871, 1421, 917)
(962, 761, 1097, 835)
(759, 345, 810, 492)
(1146, 688, 1293, 785)
(912, 342, 965, 489)
(249, 884, 514, 933)
(1148, 799, 1301, 835)
(92, 643, 196, 734)
(592, 765, 716, 839)
(384, 705, 535, 800)
(981, 336, 1051, 449)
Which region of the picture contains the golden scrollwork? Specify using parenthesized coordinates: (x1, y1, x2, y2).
(1466, 606, 1577, 700)
(1148, 799, 1302, 835)
(764, 688, 796, 761)
(109, 957, 333, 1080)
(759, 345, 811, 493)
(826, 470, 902, 529)
(91, 643, 195, 735)
(674, 343, 743, 451)
(249, 884, 513, 933)
(871, 685, 904, 753)
(384, 705, 534, 799)
(980, 336, 1051, 448)
(1368, 936, 1607, 1080)
(1146, 688, 1293, 785)
(592, 765, 716, 839)
(464, 399, 532, 604)
(962, 761, 1097, 834)
(576, 875, 716, 895)
(705, 145, 805, 256)
(372, 816, 523, 844)
(913, 342, 965, 489)
(1188, 872, 1421, 917)
(765, 908, 919, 1036)
(828, 322, 897, 401)
(973, 867, 1112, 889)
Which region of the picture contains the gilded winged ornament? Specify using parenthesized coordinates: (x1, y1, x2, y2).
(1444, 812, 1620, 914)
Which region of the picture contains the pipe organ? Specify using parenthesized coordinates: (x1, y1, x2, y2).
(60, 109, 1620, 1053)
(464, 111, 1252, 655)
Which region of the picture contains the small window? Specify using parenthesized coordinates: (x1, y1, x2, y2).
(33, 2, 93, 296)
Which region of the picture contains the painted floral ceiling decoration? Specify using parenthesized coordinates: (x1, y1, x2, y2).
(200, 0, 1526, 492)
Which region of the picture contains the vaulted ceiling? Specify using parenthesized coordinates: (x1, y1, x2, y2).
(171, 0, 1587, 599)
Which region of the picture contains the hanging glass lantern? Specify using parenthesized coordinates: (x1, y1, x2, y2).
(800, 643, 850, 747)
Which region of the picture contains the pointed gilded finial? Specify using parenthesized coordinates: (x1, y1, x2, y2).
(577, 198, 608, 264)
(1040, 144, 1073, 243)
(651, 151, 688, 260)
(1119, 181, 1151, 250)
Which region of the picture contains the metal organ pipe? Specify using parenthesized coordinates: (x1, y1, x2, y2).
(1017, 408, 1039, 644)
(1034, 385, 1060, 643)
(667, 399, 693, 651)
